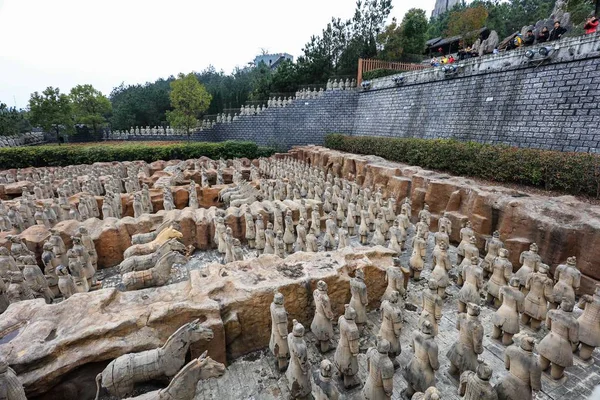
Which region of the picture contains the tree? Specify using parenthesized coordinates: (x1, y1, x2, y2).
(0, 103, 30, 136)
(166, 73, 212, 139)
(400, 9, 429, 56)
(28, 87, 73, 144)
(110, 78, 172, 130)
(70, 84, 112, 136)
(378, 9, 429, 61)
(447, 4, 489, 45)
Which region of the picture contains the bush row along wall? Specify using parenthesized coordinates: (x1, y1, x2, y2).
(325, 133, 600, 198)
(0, 141, 275, 169)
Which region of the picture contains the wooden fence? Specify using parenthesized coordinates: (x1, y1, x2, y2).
(357, 58, 428, 85)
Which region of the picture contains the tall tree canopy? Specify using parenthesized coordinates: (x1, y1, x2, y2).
(378, 8, 429, 61)
(28, 87, 73, 143)
(70, 84, 112, 135)
(167, 73, 212, 138)
(0, 103, 30, 136)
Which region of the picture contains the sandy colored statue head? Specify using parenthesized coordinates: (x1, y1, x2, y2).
(530, 242, 538, 252)
(344, 304, 356, 320)
(355, 269, 365, 281)
(476, 361, 493, 381)
(317, 280, 328, 292)
(376, 336, 391, 354)
(292, 319, 305, 337)
(273, 292, 284, 305)
(428, 279, 438, 291)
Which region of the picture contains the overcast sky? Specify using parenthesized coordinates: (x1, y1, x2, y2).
(0, 0, 433, 108)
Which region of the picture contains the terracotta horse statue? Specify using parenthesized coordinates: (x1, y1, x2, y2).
(119, 239, 187, 274)
(121, 251, 180, 291)
(123, 227, 183, 259)
(94, 319, 213, 399)
(126, 351, 226, 400)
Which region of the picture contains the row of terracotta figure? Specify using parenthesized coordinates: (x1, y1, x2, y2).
(270, 283, 547, 400)
(0, 226, 98, 311)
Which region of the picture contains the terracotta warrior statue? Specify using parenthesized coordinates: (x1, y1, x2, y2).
(482, 231, 503, 277)
(492, 277, 524, 345)
(457, 236, 479, 287)
(447, 303, 484, 376)
(286, 320, 311, 399)
(283, 210, 295, 253)
(363, 337, 394, 400)
(388, 220, 402, 254)
(334, 304, 361, 389)
(56, 265, 76, 299)
(418, 279, 442, 336)
(255, 217, 266, 254)
(577, 284, 600, 361)
(312, 359, 340, 400)
(459, 362, 497, 400)
(274, 230, 285, 258)
(487, 248, 513, 307)
(457, 221, 474, 265)
(537, 299, 579, 380)
(382, 258, 406, 302)
(359, 209, 369, 245)
(494, 336, 542, 400)
(311, 280, 334, 353)
(379, 290, 403, 369)
(550, 256, 580, 309)
(21, 255, 54, 304)
(516, 243, 541, 295)
(431, 241, 451, 298)
(245, 212, 256, 249)
(295, 218, 307, 252)
(349, 269, 368, 331)
(269, 292, 289, 371)
(409, 230, 426, 280)
(403, 320, 439, 398)
(306, 226, 318, 253)
(458, 256, 484, 313)
(521, 263, 553, 330)
(264, 222, 274, 254)
(0, 357, 27, 400)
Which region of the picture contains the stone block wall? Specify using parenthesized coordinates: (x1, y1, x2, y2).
(353, 34, 600, 152)
(111, 34, 600, 153)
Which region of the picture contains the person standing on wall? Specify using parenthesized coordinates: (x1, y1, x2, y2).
(538, 26, 550, 42)
(549, 21, 567, 41)
(585, 15, 599, 34)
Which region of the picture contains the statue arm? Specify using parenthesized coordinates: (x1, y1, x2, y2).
(382, 372, 394, 396)
(459, 371, 473, 396)
(525, 274, 532, 290)
(473, 324, 484, 354)
(503, 265, 512, 281)
(361, 286, 368, 306)
(545, 314, 552, 330)
(323, 297, 334, 320)
(519, 252, 524, 264)
(570, 321, 580, 345)
(554, 266, 562, 281)
(574, 272, 581, 291)
(504, 351, 511, 370)
(531, 362, 542, 391)
(428, 342, 440, 370)
(435, 299, 442, 321)
(277, 321, 288, 339)
(578, 295, 592, 309)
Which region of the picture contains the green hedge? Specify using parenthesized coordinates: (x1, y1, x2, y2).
(325, 134, 600, 198)
(0, 141, 276, 169)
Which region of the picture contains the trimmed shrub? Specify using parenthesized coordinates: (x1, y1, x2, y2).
(0, 141, 276, 169)
(325, 134, 600, 198)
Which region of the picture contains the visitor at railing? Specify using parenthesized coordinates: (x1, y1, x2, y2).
(585, 15, 599, 34)
(538, 27, 550, 43)
(524, 30, 535, 46)
(549, 21, 567, 41)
